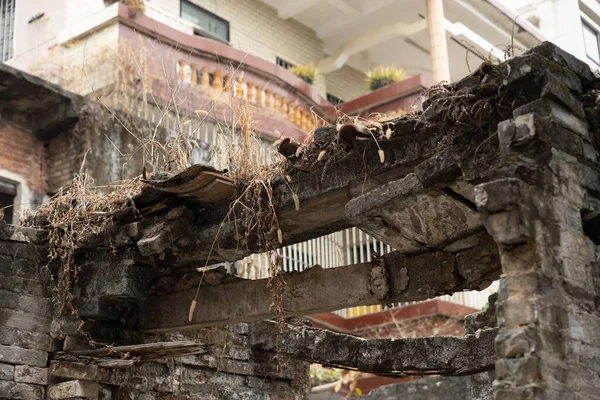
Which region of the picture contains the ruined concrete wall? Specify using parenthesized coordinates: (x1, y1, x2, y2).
(0, 222, 309, 399)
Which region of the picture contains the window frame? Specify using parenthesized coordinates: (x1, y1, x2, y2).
(180, 0, 230, 44)
(0, 0, 16, 63)
(276, 57, 295, 70)
(582, 17, 600, 66)
(0, 177, 17, 224)
(327, 93, 344, 106)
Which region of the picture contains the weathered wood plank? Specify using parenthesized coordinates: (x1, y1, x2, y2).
(58, 341, 205, 359)
(251, 320, 497, 377)
(140, 232, 499, 332)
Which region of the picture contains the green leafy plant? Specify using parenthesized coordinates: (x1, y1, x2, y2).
(365, 66, 406, 91)
(289, 63, 319, 85)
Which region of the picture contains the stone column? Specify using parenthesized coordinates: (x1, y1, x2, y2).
(475, 44, 600, 399)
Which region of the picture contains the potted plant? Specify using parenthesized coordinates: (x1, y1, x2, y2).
(289, 63, 319, 85)
(365, 66, 405, 91)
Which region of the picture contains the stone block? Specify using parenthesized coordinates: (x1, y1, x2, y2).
(63, 335, 94, 351)
(496, 326, 540, 358)
(229, 323, 249, 336)
(495, 356, 540, 386)
(137, 230, 171, 257)
(0, 254, 45, 279)
(0, 290, 52, 316)
(15, 365, 49, 385)
(0, 308, 51, 334)
(0, 380, 45, 400)
(496, 299, 538, 327)
(0, 362, 15, 380)
(0, 273, 50, 298)
(0, 221, 48, 244)
(474, 178, 524, 213)
(540, 74, 585, 118)
(525, 41, 595, 86)
(583, 141, 598, 163)
(0, 326, 52, 351)
(513, 98, 588, 139)
(47, 380, 100, 399)
(484, 211, 530, 245)
(498, 113, 584, 160)
(502, 53, 582, 93)
(0, 344, 48, 367)
(0, 241, 47, 261)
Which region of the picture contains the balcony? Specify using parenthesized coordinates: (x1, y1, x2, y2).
(118, 2, 335, 141)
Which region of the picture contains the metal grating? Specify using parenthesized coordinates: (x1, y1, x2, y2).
(0, 0, 15, 62)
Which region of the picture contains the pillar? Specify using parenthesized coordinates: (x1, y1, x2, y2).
(426, 0, 450, 83)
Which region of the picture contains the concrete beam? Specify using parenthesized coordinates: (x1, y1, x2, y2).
(318, 20, 428, 74)
(277, 0, 320, 20)
(140, 233, 499, 332)
(251, 320, 497, 377)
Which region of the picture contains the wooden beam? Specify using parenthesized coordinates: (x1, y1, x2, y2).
(57, 341, 206, 360)
(140, 233, 499, 332)
(251, 320, 497, 377)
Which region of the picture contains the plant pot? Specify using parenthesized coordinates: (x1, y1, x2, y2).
(370, 79, 395, 91)
(299, 76, 314, 85)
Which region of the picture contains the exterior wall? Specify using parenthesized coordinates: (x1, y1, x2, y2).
(146, 0, 367, 100)
(502, 0, 600, 70)
(12, 0, 67, 61)
(324, 65, 370, 103)
(22, 23, 120, 96)
(63, 0, 108, 31)
(0, 123, 47, 220)
(149, 0, 324, 67)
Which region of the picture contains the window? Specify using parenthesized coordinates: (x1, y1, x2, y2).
(0, 0, 16, 62)
(180, 0, 229, 43)
(0, 179, 17, 224)
(583, 20, 600, 65)
(327, 93, 344, 106)
(276, 57, 295, 70)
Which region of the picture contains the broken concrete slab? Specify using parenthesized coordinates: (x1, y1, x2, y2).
(14, 366, 49, 385)
(251, 320, 497, 377)
(0, 380, 45, 400)
(346, 173, 481, 252)
(0, 345, 48, 367)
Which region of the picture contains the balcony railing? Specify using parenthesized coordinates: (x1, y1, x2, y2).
(116, 2, 334, 141)
(175, 60, 319, 133)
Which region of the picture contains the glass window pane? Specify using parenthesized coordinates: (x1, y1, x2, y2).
(583, 22, 600, 64)
(181, 1, 229, 43)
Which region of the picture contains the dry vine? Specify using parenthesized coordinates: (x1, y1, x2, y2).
(25, 173, 142, 353)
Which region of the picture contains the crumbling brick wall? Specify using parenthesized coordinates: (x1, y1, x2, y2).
(0, 123, 48, 214)
(0, 222, 309, 399)
(0, 223, 52, 399)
